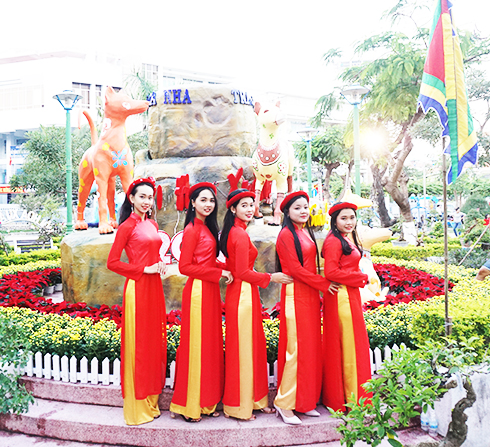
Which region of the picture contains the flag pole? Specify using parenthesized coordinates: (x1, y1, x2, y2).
(442, 137, 451, 336)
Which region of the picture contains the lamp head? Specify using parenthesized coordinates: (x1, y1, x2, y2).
(340, 84, 370, 105)
(297, 126, 318, 142)
(53, 90, 82, 111)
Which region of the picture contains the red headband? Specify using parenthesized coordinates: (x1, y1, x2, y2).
(328, 202, 358, 216)
(127, 177, 156, 197)
(280, 191, 309, 212)
(226, 191, 255, 209)
(188, 182, 217, 198)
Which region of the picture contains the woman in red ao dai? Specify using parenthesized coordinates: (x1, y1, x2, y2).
(220, 189, 292, 421)
(274, 191, 338, 425)
(170, 183, 233, 422)
(107, 177, 167, 426)
(322, 202, 371, 412)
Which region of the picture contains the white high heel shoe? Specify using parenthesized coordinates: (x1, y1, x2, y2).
(304, 408, 320, 417)
(274, 404, 302, 425)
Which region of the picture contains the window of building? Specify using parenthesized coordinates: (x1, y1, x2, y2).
(182, 78, 203, 84)
(142, 64, 159, 85)
(72, 82, 90, 106)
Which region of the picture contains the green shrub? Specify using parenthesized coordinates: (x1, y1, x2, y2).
(461, 195, 490, 217)
(462, 221, 490, 245)
(0, 307, 282, 366)
(263, 319, 280, 364)
(0, 312, 35, 414)
(429, 221, 444, 238)
(167, 325, 180, 365)
(0, 259, 61, 277)
(409, 279, 490, 361)
(331, 341, 479, 447)
(371, 242, 460, 260)
(364, 303, 416, 350)
(2, 308, 120, 362)
(0, 249, 60, 267)
(448, 247, 490, 269)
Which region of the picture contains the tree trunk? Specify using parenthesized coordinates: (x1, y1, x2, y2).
(440, 379, 476, 447)
(324, 162, 340, 203)
(339, 160, 354, 200)
(371, 164, 396, 227)
(382, 110, 424, 222)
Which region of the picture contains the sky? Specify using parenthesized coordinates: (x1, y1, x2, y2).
(3, 0, 490, 99)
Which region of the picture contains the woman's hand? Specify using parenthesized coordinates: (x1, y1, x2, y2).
(222, 270, 233, 284)
(327, 281, 340, 294)
(144, 261, 168, 276)
(271, 273, 294, 284)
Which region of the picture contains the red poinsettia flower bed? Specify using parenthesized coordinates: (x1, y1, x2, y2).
(1, 264, 451, 326)
(363, 263, 454, 310)
(0, 268, 124, 327)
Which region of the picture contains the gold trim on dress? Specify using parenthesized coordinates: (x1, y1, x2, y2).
(337, 285, 359, 404)
(274, 283, 298, 410)
(224, 282, 267, 419)
(123, 280, 160, 425)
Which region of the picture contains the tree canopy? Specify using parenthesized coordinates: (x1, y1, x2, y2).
(313, 0, 490, 223)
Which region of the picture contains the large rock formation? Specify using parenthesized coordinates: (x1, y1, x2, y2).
(61, 226, 327, 311)
(137, 85, 257, 235)
(61, 229, 187, 308)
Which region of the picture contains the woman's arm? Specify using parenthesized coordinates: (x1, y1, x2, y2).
(322, 237, 368, 288)
(179, 224, 223, 283)
(107, 223, 146, 281)
(277, 230, 331, 291)
(232, 230, 270, 288)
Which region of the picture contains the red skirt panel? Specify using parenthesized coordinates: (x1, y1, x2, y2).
(171, 278, 224, 408)
(322, 285, 372, 411)
(121, 273, 167, 399)
(223, 279, 269, 407)
(277, 282, 322, 412)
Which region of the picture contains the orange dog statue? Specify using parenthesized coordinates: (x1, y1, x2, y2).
(75, 87, 149, 234)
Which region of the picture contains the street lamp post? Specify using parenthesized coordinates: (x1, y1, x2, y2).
(297, 126, 318, 197)
(340, 84, 370, 195)
(53, 90, 82, 233)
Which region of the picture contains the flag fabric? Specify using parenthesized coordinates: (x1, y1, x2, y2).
(417, 0, 478, 183)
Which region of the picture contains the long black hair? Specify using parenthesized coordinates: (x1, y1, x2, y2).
(184, 186, 220, 257)
(119, 182, 156, 225)
(220, 189, 252, 258)
(329, 207, 363, 256)
(276, 195, 321, 274)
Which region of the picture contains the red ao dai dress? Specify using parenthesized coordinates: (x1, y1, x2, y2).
(274, 225, 330, 413)
(170, 218, 225, 419)
(222, 218, 271, 419)
(321, 232, 371, 412)
(107, 213, 167, 426)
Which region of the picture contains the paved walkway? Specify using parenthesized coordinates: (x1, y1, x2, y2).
(0, 427, 439, 447)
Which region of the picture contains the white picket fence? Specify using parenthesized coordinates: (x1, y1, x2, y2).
(18, 344, 404, 388)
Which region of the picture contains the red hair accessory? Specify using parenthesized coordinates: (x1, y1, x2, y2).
(126, 177, 156, 198)
(280, 191, 309, 212)
(226, 190, 255, 209)
(328, 202, 358, 216)
(188, 182, 217, 199)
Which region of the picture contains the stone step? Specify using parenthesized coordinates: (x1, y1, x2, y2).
(0, 398, 341, 447)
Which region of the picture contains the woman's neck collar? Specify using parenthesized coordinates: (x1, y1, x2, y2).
(194, 215, 204, 225)
(235, 218, 248, 229)
(132, 212, 145, 221)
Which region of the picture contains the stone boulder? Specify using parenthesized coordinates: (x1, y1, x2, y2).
(148, 85, 257, 159)
(61, 229, 185, 309)
(134, 154, 253, 235)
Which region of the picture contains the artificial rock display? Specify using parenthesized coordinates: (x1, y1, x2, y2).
(137, 85, 257, 234)
(64, 85, 258, 307)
